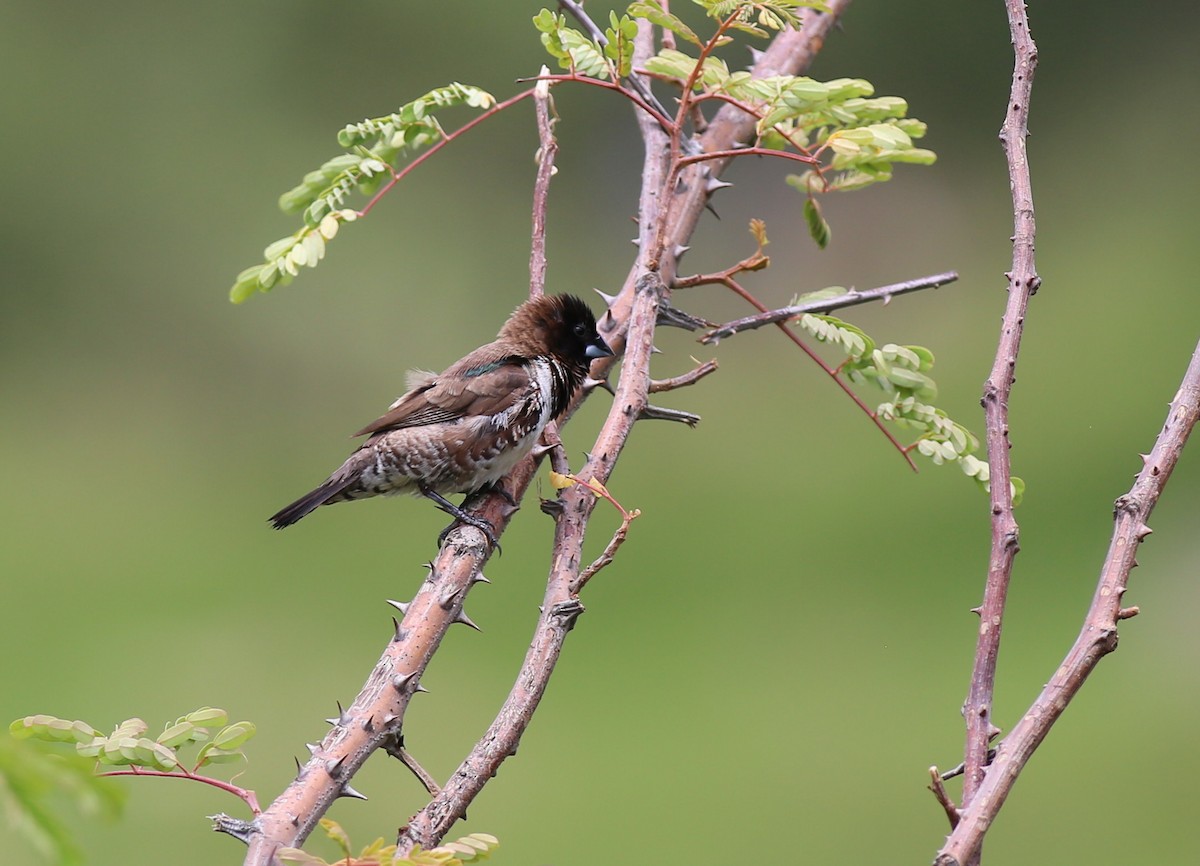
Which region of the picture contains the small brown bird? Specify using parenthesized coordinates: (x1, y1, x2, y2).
(269, 294, 613, 546)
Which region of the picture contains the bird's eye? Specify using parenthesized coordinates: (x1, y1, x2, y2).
(574, 322, 587, 336)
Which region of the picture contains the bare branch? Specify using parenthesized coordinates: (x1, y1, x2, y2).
(529, 70, 557, 298)
(382, 734, 443, 798)
(960, 0, 1041, 822)
(701, 271, 960, 343)
(936, 336, 1200, 865)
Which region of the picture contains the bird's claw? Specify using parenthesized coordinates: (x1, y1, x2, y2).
(437, 513, 502, 554)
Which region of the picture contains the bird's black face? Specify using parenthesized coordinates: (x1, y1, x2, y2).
(550, 295, 613, 365)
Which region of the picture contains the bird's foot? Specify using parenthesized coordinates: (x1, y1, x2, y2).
(437, 512, 502, 554)
(421, 485, 502, 554)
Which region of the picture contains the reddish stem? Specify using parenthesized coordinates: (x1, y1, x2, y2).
(101, 766, 262, 815)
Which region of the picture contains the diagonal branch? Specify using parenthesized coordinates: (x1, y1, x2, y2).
(935, 336, 1200, 865)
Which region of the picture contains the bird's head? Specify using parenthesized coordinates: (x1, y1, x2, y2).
(500, 294, 613, 367)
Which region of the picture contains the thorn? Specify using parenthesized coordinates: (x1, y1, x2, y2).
(290, 813, 300, 828)
(339, 783, 368, 801)
(1135, 523, 1153, 540)
(305, 742, 319, 756)
(414, 683, 430, 694)
(454, 608, 482, 631)
(392, 617, 407, 642)
(326, 701, 350, 726)
(987, 724, 1002, 741)
(393, 671, 416, 691)
(439, 587, 461, 610)
(583, 376, 616, 395)
(473, 572, 491, 585)
(387, 599, 410, 614)
(593, 288, 617, 306)
(674, 243, 690, 258)
(705, 202, 721, 220)
(582, 450, 593, 462)
(382, 713, 398, 726)
(294, 756, 304, 776)
(705, 177, 734, 193)
(747, 46, 765, 63)
(362, 716, 375, 733)
(969, 606, 982, 616)
(630, 237, 640, 245)
(650, 345, 663, 354)
(324, 755, 347, 778)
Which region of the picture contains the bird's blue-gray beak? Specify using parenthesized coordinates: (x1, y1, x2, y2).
(586, 337, 614, 359)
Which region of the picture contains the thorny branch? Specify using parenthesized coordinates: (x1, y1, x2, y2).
(243, 3, 862, 862)
(959, 0, 1041, 836)
(934, 338, 1200, 865)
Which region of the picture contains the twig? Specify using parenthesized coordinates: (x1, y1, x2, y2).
(649, 359, 719, 393)
(927, 766, 960, 829)
(719, 275, 918, 471)
(101, 766, 261, 815)
(529, 70, 558, 298)
(358, 89, 536, 218)
(385, 742, 442, 798)
(935, 337, 1200, 865)
(701, 272, 960, 343)
(959, 0, 1041, 824)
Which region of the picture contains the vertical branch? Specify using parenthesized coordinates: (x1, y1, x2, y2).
(529, 69, 557, 298)
(961, 0, 1040, 814)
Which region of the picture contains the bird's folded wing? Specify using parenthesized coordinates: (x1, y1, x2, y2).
(352, 358, 530, 437)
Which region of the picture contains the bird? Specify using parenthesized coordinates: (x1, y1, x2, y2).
(268, 293, 613, 548)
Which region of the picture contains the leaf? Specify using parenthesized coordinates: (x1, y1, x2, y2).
(319, 818, 352, 857)
(803, 197, 830, 249)
(211, 721, 256, 751)
(548, 470, 575, 490)
(628, 1, 702, 45)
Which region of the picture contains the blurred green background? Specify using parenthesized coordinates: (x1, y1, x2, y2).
(3, 2, 1198, 863)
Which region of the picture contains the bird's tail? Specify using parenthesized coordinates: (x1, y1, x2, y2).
(269, 475, 357, 529)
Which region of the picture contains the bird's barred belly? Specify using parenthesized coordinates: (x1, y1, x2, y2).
(353, 421, 542, 497)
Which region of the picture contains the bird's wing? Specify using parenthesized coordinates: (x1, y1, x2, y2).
(352, 355, 531, 437)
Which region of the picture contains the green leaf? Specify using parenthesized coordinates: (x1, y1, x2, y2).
(803, 197, 830, 249)
(628, 1, 701, 45)
(211, 721, 256, 751)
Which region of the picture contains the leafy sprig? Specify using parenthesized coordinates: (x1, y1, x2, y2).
(229, 84, 496, 303)
(10, 707, 262, 821)
(794, 309, 1025, 502)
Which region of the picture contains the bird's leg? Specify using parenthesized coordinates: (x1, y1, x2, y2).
(420, 484, 502, 554)
(475, 479, 518, 508)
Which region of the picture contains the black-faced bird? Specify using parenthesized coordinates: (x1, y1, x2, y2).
(269, 294, 613, 547)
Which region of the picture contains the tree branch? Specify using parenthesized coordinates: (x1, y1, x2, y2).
(959, 0, 1041, 829)
(935, 336, 1200, 865)
(529, 70, 558, 298)
(700, 271, 960, 343)
(396, 3, 854, 852)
